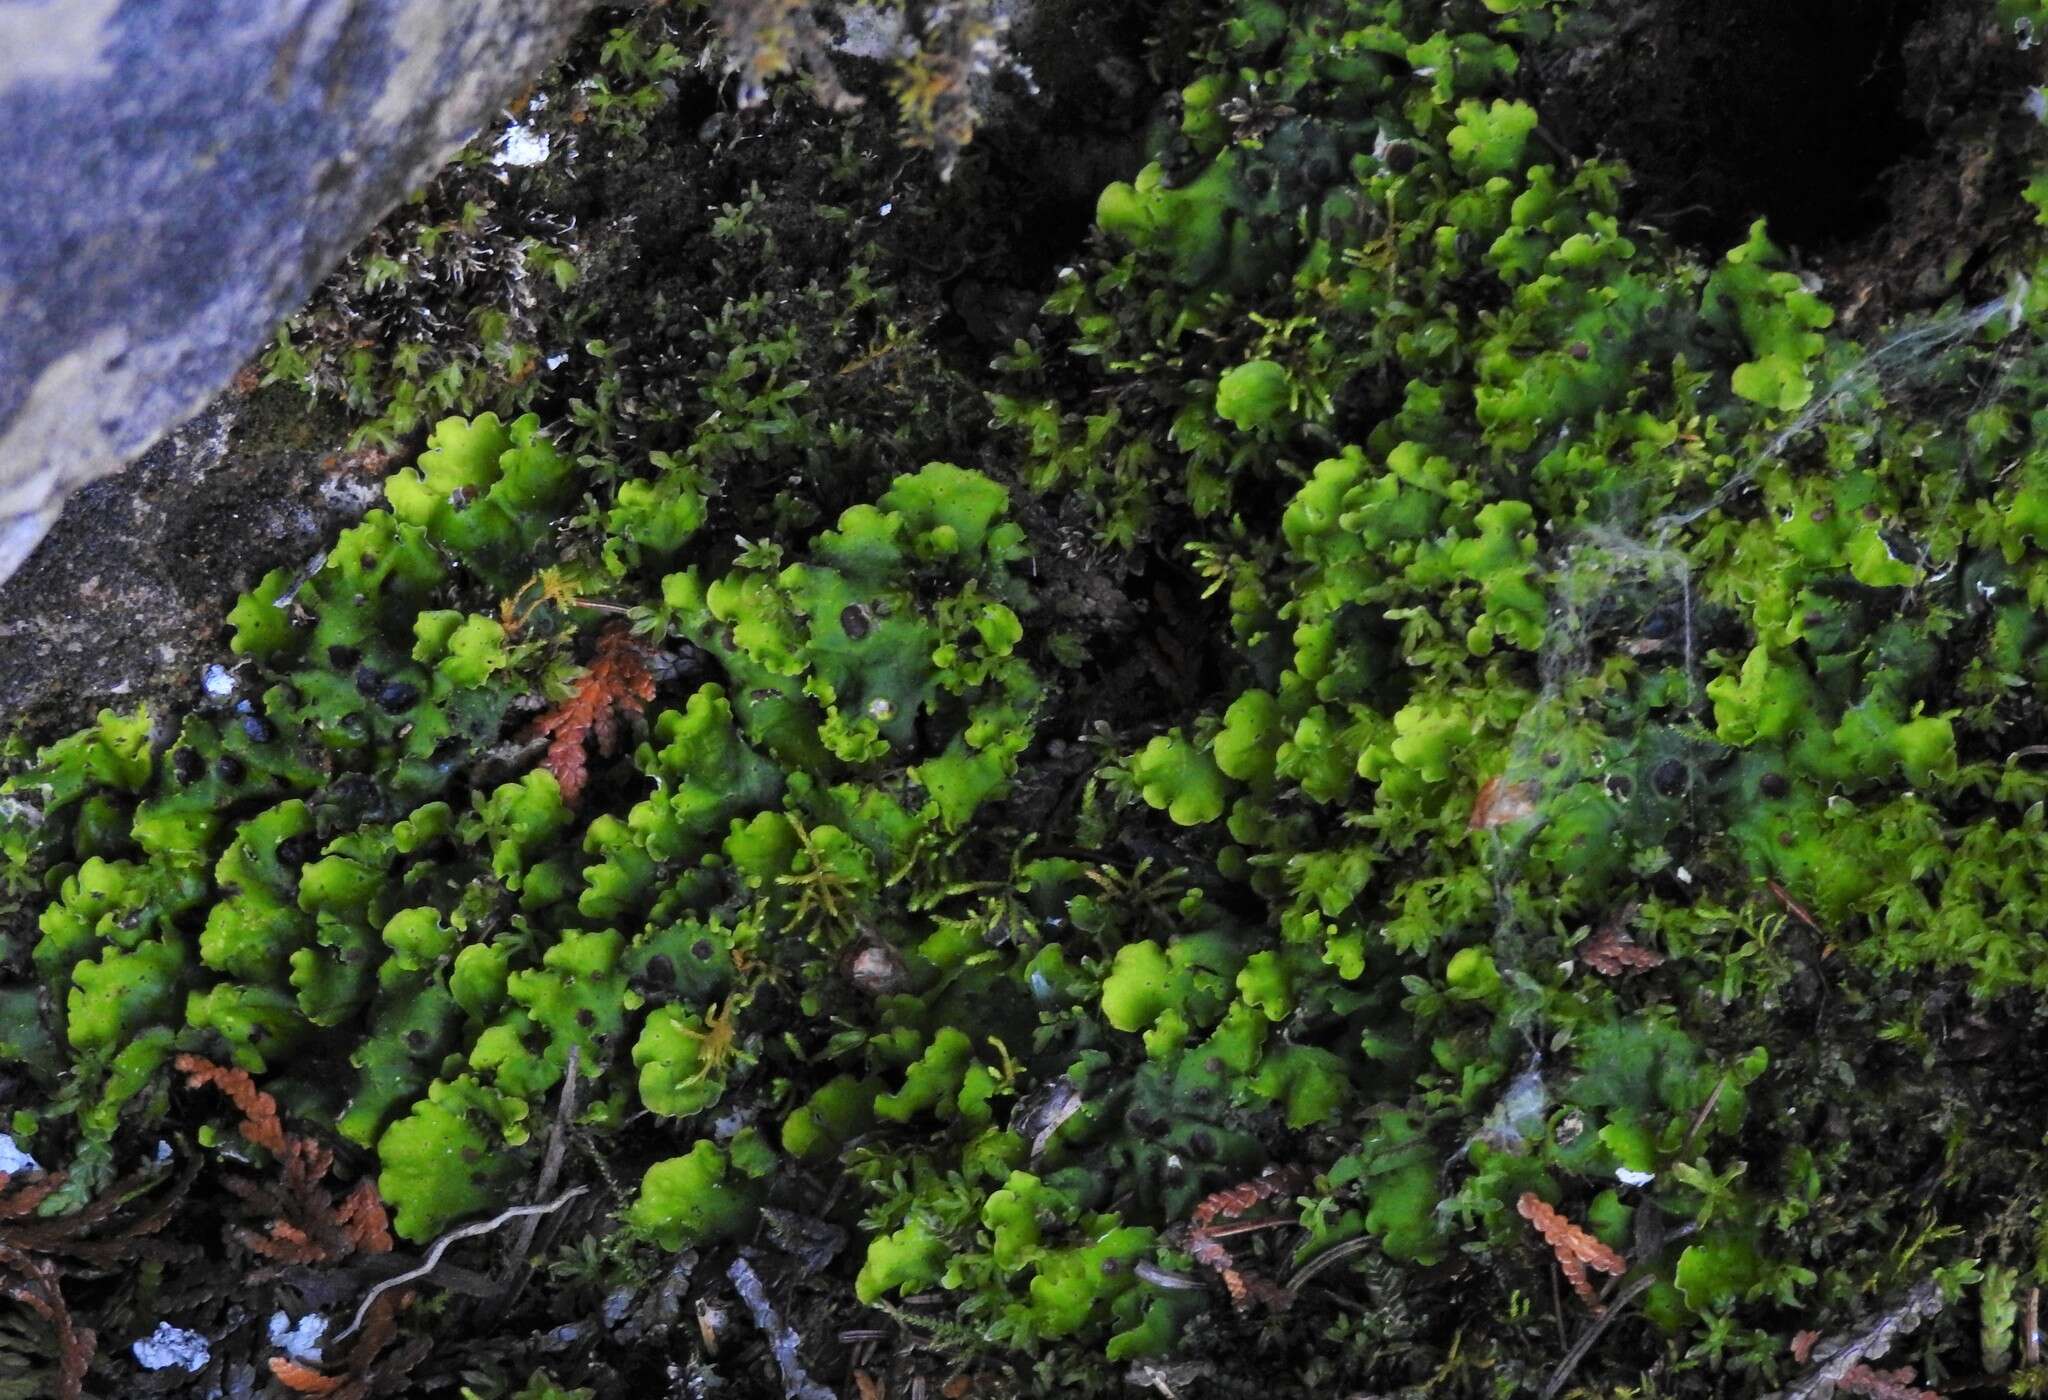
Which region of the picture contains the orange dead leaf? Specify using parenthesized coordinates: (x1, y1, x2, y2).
(1469, 776, 1540, 831)
(1790, 1329, 1821, 1364)
(1517, 1193, 1626, 1314)
(854, 1371, 886, 1400)
(528, 622, 656, 803)
(270, 1358, 346, 1394)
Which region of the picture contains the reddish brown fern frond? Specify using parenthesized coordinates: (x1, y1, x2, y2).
(1185, 1233, 1234, 1275)
(1580, 904, 1664, 977)
(175, 1053, 288, 1155)
(1837, 1364, 1939, 1400)
(0, 1162, 202, 1400)
(1182, 1169, 1304, 1316)
(1517, 1193, 1627, 1313)
(176, 1054, 392, 1269)
(335, 1180, 394, 1256)
(0, 1173, 61, 1221)
(1191, 1168, 1303, 1230)
(1, 1165, 192, 1268)
(527, 622, 656, 803)
(0, 1244, 93, 1400)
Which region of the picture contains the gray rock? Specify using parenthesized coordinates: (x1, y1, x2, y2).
(0, 385, 369, 734)
(0, 0, 596, 583)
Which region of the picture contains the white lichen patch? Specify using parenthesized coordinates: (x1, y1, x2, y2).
(132, 1321, 209, 1373)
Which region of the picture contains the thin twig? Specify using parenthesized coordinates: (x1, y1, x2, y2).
(1678, 1075, 1728, 1159)
(1538, 1214, 1699, 1400)
(1192, 1218, 1294, 1242)
(1134, 1261, 1205, 1291)
(1540, 1269, 1661, 1400)
(332, 1186, 588, 1342)
(1551, 1252, 1568, 1351)
(1284, 1236, 1374, 1294)
(498, 1044, 582, 1300)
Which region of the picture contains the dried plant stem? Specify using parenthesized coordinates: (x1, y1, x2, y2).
(334, 1186, 588, 1343)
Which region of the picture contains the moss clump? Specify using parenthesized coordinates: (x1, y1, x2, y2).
(8, 0, 2048, 1394)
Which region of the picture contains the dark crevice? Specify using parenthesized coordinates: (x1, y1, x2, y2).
(1534, 0, 1941, 254)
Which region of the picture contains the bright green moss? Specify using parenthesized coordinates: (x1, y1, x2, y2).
(7, 0, 2048, 1388)
(377, 1075, 519, 1241)
(856, 1218, 949, 1304)
(625, 1140, 764, 1251)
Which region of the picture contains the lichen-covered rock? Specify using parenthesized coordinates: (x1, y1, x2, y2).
(0, 0, 595, 581)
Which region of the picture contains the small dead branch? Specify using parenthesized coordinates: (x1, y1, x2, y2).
(1767, 880, 1826, 938)
(1539, 1269, 1662, 1400)
(1517, 1194, 1626, 1315)
(1677, 1075, 1729, 1160)
(1284, 1235, 1376, 1295)
(1132, 1261, 1204, 1292)
(728, 1253, 835, 1400)
(496, 1043, 582, 1303)
(333, 1186, 588, 1344)
(1771, 1279, 1944, 1400)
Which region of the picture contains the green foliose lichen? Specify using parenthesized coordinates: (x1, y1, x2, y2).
(9, 0, 2048, 1391)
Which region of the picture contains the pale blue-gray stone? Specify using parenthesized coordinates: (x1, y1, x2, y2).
(0, 0, 595, 580)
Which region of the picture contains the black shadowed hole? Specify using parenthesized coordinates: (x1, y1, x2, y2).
(1535, 0, 1938, 253)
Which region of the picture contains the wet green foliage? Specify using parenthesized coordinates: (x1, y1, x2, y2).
(8, 0, 2048, 1395)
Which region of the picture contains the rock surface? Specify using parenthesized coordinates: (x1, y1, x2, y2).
(0, 384, 373, 737)
(0, 0, 596, 583)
